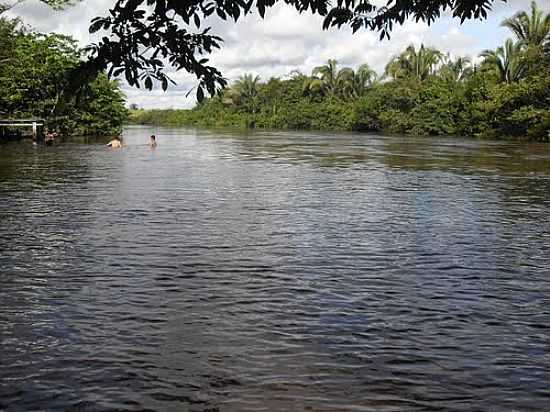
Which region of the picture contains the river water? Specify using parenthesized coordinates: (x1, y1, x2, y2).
(1, 126, 550, 411)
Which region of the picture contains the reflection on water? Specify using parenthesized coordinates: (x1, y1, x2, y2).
(1, 127, 550, 411)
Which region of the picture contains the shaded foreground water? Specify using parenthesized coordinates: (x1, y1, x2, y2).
(1, 127, 550, 411)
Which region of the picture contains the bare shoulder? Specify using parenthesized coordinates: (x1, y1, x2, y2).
(107, 139, 122, 148)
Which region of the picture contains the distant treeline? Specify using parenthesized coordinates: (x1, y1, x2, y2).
(130, 2, 549, 141)
(0, 12, 127, 136)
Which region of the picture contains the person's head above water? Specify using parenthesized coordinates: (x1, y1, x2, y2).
(150, 135, 156, 141)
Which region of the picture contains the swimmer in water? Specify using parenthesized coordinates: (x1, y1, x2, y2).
(149, 135, 157, 148)
(44, 131, 57, 145)
(107, 136, 122, 148)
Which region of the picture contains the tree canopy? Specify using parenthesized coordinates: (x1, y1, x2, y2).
(0, 15, 127, 136)
(84, 0, 506, 99)
(384, 44, 443, 81)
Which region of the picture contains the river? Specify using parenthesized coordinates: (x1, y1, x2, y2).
(1, 126, 550, 411)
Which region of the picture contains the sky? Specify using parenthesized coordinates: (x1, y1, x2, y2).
(6, 0, 550, 109)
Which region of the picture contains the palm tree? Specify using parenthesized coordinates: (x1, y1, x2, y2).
(336, 64, 378, 98)
(385, 44, 443, 81)
(302, 75, 325, 97)
(438, 55, 473, 82)
(225, 73, 260, 112)
(501, 1, 549, 50)
(350, 63, 378, 97)
(233, 73, 260, 100)
(480, 39, 527, 83)
(336, 66, 356, 98)
(309, 59, 343, 98)
(501, 1, 549, 70)
(305, 59, 377, 99)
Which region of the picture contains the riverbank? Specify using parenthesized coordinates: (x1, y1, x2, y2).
(128, 71, 549, 141)
(128, 4, 550, 143)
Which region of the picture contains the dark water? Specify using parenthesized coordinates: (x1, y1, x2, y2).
(1, 127, 550, 411)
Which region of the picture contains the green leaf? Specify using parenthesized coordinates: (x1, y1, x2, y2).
(145, 76, 153, 89)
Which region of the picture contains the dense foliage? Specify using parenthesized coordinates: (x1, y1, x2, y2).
(0, 14, 127, 136)
(130, 2, 550, 141)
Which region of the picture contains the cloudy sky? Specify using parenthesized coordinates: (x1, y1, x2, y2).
(7, 0, 549, 109)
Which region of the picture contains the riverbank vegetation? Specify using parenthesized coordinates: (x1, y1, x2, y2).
(0, 8, 127, 137)
(130, 2, 549, 140)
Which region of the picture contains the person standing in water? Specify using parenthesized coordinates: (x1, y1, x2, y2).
(107, 135, 123, 148)
(149, 135, 157, 148)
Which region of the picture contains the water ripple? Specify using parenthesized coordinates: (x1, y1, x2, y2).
(1, 128, 550, 411)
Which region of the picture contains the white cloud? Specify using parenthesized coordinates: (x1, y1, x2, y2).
(6, 0, 112, 44)
(7, 0, 548, 109)
(122, 85, 197, 109)
(492, 0, 550, 13)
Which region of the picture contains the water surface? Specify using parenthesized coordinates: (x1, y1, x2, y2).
(1, 127, 550, 411)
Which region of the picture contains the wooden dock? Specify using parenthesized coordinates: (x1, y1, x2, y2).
(0, 118, 45, 140)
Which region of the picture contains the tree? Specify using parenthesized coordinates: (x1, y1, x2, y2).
(233, 74, 260, 100)
(480, 39, 527, 83)
(501, 1, 549, 50)
(227, 73, 261, 113)
(82, 0, 506, 99)
(72, 74, 128, 135)
(304, 59, 375, 99)
(309, 59, 345, 99)
(0, 16, 127, 135)
(0, 14, 19, 69)
(351, 63, 378, 97)
(385, 44, 443, 81)
(501, 1, 549, 71)
(438, 55, 473, 82)
(0, 29, 81, 116)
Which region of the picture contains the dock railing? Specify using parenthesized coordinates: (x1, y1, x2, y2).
(0, 118, 45, 140)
